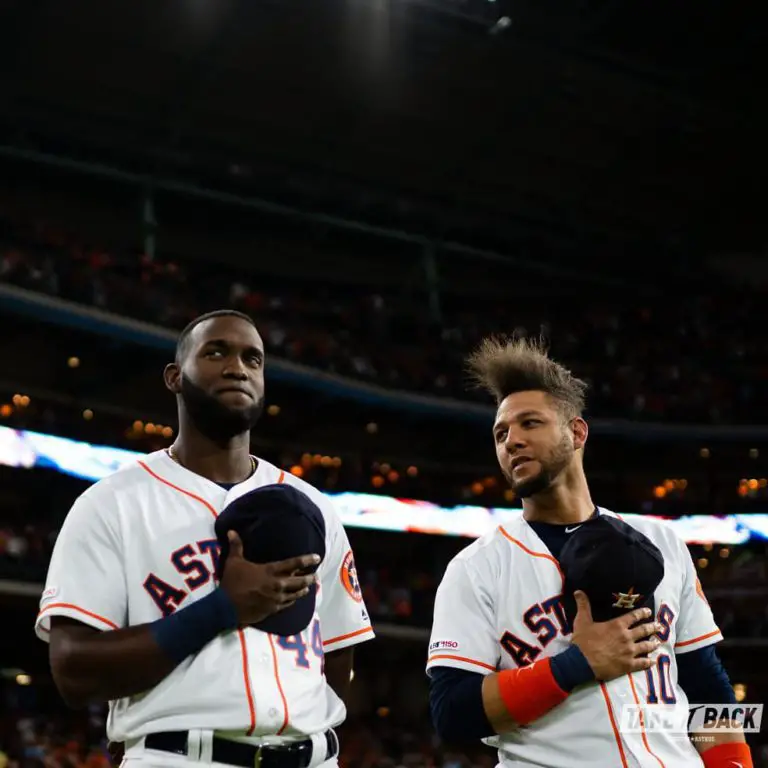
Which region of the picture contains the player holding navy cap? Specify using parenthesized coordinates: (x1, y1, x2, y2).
(427, 336, 752, 768)
(36, 310, 374, 768)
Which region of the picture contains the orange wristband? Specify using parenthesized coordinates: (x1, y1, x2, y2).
(701, 742, 753, 768)
(497, 658, 569, 725)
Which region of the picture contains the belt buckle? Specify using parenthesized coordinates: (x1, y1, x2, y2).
(254, 745, 263, 768)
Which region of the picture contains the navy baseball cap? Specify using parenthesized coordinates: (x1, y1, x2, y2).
(559, 515, 664, 630)
(214, 483, 326, 636)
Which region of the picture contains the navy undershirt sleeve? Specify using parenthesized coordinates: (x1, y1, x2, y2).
(429, 667, 495, 741)
(676, 645, 736, 705)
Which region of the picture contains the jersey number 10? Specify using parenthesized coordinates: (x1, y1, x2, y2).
(645, 654, 676, 705)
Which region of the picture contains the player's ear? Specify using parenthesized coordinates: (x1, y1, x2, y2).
(164, 362, 182, 394)
(571, 417, 588, 451)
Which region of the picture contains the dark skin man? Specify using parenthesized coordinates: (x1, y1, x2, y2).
(45, 311, 366, 763)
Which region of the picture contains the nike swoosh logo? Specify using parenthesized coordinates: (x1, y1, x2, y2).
(565, 525, 582, 533)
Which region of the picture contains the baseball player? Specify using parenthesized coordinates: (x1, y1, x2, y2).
(427, 336, 752, 768)
(36, 309, 374, 768)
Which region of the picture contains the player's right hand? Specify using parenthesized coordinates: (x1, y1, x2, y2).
(570, 590, 662, 681)
(219, 531, 320, 626)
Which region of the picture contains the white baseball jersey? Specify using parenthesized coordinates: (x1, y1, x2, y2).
(427, 509, 722, 768)
(36, 450, 374, 743)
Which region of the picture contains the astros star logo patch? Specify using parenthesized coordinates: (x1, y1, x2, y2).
(612, 587, 643, 609)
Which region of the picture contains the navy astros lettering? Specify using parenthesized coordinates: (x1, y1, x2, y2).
(500, 596, 676, 670)
(143, 539, 220, 616)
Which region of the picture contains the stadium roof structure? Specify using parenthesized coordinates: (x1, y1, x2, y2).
(0, 0, 765, 281)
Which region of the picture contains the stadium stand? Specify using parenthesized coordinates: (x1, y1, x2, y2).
(2, 208, 768, 425)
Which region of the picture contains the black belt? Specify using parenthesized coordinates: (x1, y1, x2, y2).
(144, 730, 338, 768)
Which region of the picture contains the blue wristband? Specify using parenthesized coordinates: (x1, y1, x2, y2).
(550, 645, 596, 692)
(150, 588, 239, 665)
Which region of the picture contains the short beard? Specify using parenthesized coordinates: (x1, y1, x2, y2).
(179, 374, 264, 442)
(508, 431, 573, 499)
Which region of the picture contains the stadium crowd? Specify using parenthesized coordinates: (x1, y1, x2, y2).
(3, 214, 768, 424)
(0, 695, 110, 768)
